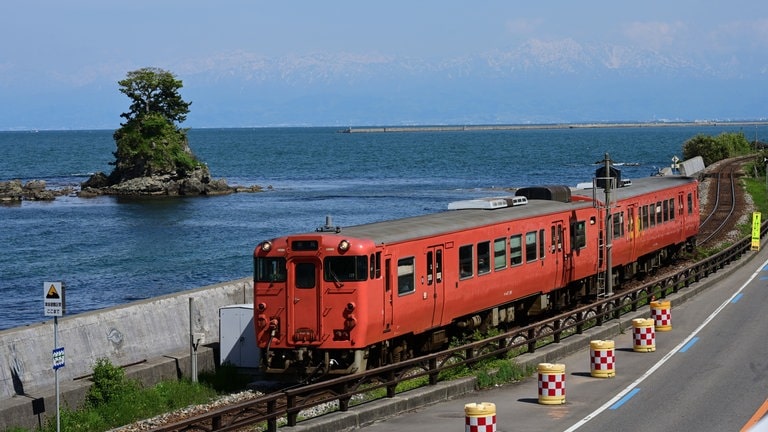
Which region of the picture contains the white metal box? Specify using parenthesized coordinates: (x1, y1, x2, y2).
(219, 304, 260, 368)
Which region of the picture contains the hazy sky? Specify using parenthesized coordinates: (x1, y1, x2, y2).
(2, 1, 767, 130)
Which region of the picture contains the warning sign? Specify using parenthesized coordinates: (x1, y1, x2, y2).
(43, 282, 64, 317)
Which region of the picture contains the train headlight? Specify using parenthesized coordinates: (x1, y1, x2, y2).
(346, 302, 355, 312)
(261, 241, 273, 252)
(338, 239, 350, 252)
(257, 302, 267, 312)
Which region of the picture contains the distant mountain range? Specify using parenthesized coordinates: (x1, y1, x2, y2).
(2, 40, 765, 130)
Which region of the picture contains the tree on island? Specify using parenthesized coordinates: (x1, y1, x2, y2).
(83, 67, 236, 196)
(110, 67, 201, 183)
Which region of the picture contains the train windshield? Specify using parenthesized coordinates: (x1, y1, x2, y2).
(255, 257, 287, 282)
(324, 256, 368, 282)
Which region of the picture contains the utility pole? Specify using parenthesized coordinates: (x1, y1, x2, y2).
(604, 153, 614, 297)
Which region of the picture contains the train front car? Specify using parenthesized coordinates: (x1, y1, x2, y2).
(253, 231, 379, 377)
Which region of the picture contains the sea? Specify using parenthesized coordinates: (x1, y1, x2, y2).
(1, 124, 765, 331)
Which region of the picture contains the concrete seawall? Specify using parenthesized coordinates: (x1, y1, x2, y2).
(0, 277, 253, 430)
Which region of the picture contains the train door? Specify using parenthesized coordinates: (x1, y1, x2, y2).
(550, 221, 567, 288)
(627, 204, 638, 257)
(426, 245, 445, 327)
(288, 257, 322, 343)
(383, 256, 393, 333)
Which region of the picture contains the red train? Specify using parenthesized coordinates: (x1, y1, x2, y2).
(253, 173, 699, 376)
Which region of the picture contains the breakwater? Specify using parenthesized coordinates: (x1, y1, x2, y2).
(340, 121, 768, 133)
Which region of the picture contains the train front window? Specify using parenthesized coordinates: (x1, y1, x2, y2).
(295, 262, 316, 289)
(255, 257, 287, 282)
(324, 256, 368, 282)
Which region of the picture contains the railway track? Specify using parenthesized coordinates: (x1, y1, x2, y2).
(119, 158, 756, 432)
(697, 156, 750, 247)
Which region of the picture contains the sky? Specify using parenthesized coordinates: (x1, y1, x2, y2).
(1, 1, 767, 130)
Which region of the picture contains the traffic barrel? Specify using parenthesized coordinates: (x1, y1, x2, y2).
(650, 300, 672, 331)
(464, 402, 496, 432)
(589, 340, 615, 378)
(632, 318, 656, 352)
(537, 363, 566, 404)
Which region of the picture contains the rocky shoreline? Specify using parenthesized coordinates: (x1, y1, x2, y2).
(0, 168, 263, 204)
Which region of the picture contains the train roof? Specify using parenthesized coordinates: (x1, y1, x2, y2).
(334, 198, 588, 245)
(571, 175, 697, 203)
(293, 175, 697, 246)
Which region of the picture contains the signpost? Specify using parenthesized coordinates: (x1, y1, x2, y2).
(752, 212, 762, 251)
(44, 281, 65, 432)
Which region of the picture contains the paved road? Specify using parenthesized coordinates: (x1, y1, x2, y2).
(356, 249, 768, 432)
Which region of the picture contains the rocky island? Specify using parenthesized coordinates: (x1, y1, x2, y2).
(1, 67, 262, 203)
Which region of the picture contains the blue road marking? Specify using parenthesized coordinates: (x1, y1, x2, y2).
(680, 337, 699, 353)
(610, 388, 640, 410)
(731, 293, 744, 303)
(759, 276, 768, 281)
(762, 265, 768, 271)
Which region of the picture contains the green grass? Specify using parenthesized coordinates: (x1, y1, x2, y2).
(6, 360, 246, 432)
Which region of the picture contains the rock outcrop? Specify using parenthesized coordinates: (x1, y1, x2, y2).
(1, 170, 262, 203)
(0, 179, 74, 203)
(79, 165, 247, 198)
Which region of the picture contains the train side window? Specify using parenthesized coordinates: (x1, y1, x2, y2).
(426, 251, 434, 285)
(295, 262, 316, 289)
(436, 249, 443, 283)
(688, 193, 693, 214)
(525, 231, 537, 262)
(669, 199, 675, 220)
(376, 252, 381, 278)
(649, 204, 655, 227)
(663, 200, 669, 222)
(613, 211, 624, 238)
(550, 226, 556, 253)
(478, 241, 491, 275)
(459, 245, 474, 279)
(656, 201, 663, 224)
(397, 257, 415, 295)
(539, 229, 545, 260)
(510, 235, 523, 266)
(370, 254, 375, 279)
(640, 205, 647, 230)
(494, 237, 507, 270)
(571, 221, 586, 250)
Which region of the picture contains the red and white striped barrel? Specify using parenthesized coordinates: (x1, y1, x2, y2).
(632, 318, 656, 352)
(589, 340, 615, 378)
(537, 363, 566, 404)
(651, 300, 672, 331)
(464, 402, 496, 432)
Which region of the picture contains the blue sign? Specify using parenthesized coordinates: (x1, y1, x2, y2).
(52, 347, 65, 370)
